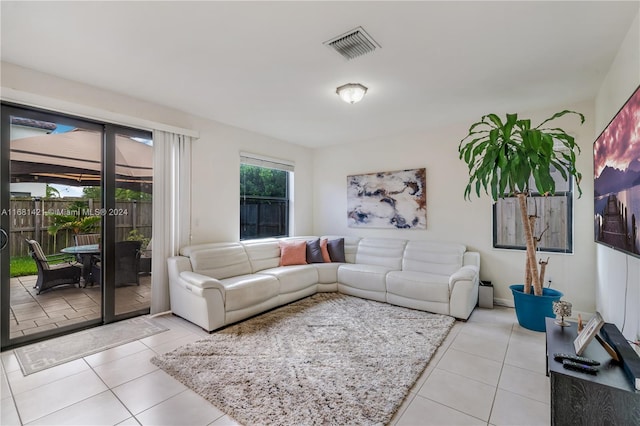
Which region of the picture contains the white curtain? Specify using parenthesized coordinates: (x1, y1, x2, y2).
(150, 130, 193, 314)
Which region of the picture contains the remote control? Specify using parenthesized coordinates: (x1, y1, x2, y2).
(562, 360, 599, 374)
(553, 353, 600, 366)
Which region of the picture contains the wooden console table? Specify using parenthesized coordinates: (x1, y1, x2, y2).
(545, 317, 640, 425)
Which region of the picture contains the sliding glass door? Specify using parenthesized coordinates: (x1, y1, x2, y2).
(105, 125, 154, 321)
(0, 104, 153, 350)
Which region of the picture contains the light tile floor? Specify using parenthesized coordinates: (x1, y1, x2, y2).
(1, 306, 551, 426)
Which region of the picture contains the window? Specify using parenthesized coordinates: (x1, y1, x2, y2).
(240, 153, 292, 240)
(493, 170, 573, 253)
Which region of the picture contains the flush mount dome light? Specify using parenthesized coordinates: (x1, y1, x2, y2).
(336, 83, 368, 104)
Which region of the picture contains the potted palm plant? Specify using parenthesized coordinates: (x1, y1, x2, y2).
(458, 111, 584, 331)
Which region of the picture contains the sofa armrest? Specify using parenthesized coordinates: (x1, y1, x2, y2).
(178, 271, 225, 299)
(463, 251, 480, 268)
(180, 271, 225, 290)
(449, 265, 479, 289)
(448, 264, 480, 320)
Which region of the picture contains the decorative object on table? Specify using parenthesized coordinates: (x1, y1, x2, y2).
(553, 300, 572, 326)
(347, 168, 426, 229)
(578, 313, 584, 331)
(574, 312, 605, 355)
(152, 293, 454, 426)
(458, 110, 584, 331)
(572, 312, 619, 361)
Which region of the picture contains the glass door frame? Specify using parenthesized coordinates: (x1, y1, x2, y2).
(102, 124, 153, 323)
(0, 103, 151, 350)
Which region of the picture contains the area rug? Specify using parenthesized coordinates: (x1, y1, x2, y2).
(152, 293, 455, 425)
(15, 316, 168, 375)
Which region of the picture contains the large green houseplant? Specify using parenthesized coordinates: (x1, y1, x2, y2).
(458, 111, 583, 330)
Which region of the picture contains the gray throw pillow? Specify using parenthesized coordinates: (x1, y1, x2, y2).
(306, 238, 324, 263)
(327, 238, 346, 262)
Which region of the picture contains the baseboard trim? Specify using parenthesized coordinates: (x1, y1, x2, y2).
(494, 297, 514, 308)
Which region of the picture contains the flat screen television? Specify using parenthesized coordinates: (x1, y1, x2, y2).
(594, 85, 640, 258)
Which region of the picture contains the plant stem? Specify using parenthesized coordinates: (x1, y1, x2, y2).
(518, 192, 542, 295)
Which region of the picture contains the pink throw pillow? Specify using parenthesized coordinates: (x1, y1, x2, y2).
(279, 240, 308, 266)
(320, 238, 331, 263)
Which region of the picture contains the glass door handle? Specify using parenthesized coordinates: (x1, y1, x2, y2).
(0, 228, 7, 251)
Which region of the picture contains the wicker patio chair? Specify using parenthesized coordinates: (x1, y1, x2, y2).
(25, 239, 82, 294)
(91, 240, 141, 287)
(73, 233, 100, 246)
(73, 233, 101, 283)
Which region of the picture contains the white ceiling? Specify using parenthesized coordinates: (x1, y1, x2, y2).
(1, 1, 638, 148)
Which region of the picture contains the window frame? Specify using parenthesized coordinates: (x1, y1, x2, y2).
(239, 153, 293, 240)
(492, 174, 574, 254)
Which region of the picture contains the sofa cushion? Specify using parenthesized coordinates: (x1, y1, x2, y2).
(188, 243, 252, 279)
(306, 238, 324, 263)
(354, 238, 406, 269)
(221, 274, 279, 311)
(337, 263, 392, 292)
(402, 241, 465, 276)
(320, 238, 331, 262)
(279, 240, 307, 266)
(323, 236, 361, 263)
(314, 262, 341, 284)
(327, 238, 346, 262)
(242, 238, 280, 272)
(258, 265, 318, 294)
(386, 271, 450, 303)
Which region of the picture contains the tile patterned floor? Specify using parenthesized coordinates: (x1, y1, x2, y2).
(9, 275, 152, 339)
(1, 306, 551, 426)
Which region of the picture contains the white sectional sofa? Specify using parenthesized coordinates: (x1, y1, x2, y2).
(167, 236, 480, 332)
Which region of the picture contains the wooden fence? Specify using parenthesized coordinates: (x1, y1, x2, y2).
(240, 198, 288, 239)
(6, 198, 152, 257)
(494, 195, 569, 251)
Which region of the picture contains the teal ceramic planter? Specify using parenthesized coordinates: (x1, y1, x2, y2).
(510, 284, 563, 332)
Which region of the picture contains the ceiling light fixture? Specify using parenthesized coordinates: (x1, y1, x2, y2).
(336, 83, 368, 104)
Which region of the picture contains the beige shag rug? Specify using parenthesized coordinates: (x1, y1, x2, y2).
(152, 293, 454, 426)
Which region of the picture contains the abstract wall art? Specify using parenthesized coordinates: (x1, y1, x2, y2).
(347, 168, 426, 229)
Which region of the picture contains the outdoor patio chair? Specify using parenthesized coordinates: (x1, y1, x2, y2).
(91, 240, 141, 287)
(25, 239, 82, 294)
(74, 233, 100, 246)
(139, 238, 152, 275)
(73, 233, 101, 281)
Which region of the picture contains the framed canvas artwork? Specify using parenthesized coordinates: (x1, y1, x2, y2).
(347, 168, 426, 229)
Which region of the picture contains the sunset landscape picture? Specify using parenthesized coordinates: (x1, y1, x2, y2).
(593, 86, 640, 257)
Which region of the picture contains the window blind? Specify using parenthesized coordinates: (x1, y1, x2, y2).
(240, 152, 294, 172)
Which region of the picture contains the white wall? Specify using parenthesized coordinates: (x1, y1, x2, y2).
(313, 99, 596, 315)
(1, 62, 316, 244)
(594, 12, 640, 343)
(187, 116, 314, 243)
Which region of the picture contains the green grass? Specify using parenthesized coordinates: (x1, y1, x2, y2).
(10, 256, 38, 277)
(9, 255, 75, 278)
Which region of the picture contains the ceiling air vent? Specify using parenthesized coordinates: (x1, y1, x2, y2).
(324, 26, 380, 60)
